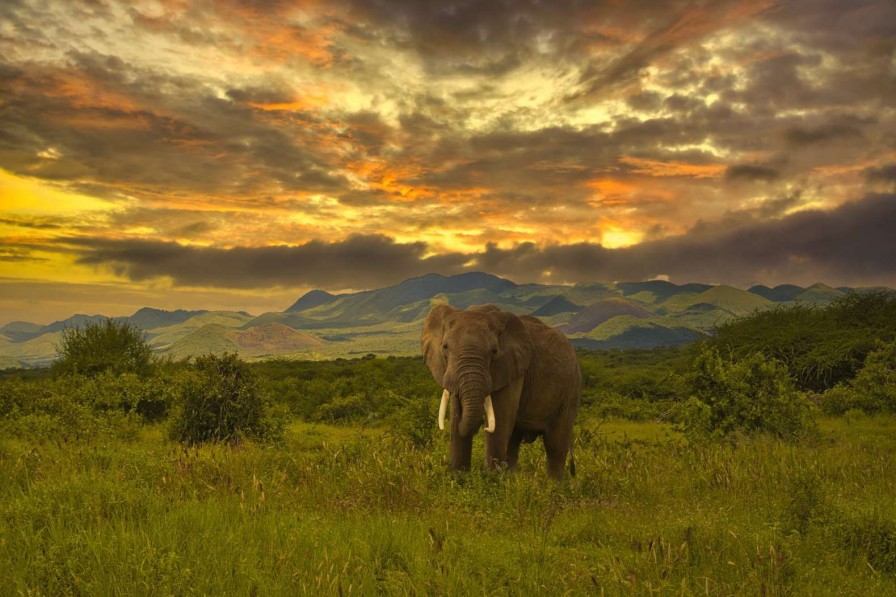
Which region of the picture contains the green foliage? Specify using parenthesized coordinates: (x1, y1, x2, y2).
(255, 355, 437, 423)
(387, 392, 438, 448)
(578, 346, 692, 420)
(682, 347, 814, 442)
(0, 374, 142, 440)
(52, 318, 154, 378)
(711, 291, 896, 391)
(168, 353, 282, 445)
(821, 340, 896, 415)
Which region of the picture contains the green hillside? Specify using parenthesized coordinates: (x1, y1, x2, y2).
(795, 283, 845, 303)
(164, 324, 241, 359)
(149, 311, 254, 350)
(560, 298, 652, 334)
(570, 315, 703, 350)
(664, 285, 772, 314)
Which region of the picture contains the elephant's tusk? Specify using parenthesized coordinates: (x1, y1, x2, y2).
(484, 394, 496, 433)
(438, 389, 450, 431)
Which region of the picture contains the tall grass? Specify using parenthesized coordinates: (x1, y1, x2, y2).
(2, 415, 895, 595)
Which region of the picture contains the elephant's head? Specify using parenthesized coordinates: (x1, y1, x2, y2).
(422, 304, 533, 439)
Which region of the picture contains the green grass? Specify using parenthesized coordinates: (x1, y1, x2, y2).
(2, 416, 895, 595)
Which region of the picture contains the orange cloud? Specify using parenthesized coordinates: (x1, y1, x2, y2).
(619, 156, 726, 179)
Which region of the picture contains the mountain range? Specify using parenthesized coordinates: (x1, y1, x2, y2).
(1, 272, 889, 368)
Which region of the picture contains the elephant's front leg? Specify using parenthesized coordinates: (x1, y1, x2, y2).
(484, 377, 523, 471)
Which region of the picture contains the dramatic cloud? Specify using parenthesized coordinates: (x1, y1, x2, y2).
(1, 0, 895, 320)
(66, 193, 896, 290)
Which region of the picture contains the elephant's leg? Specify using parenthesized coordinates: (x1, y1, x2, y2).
(542, 424, 572, 481)
(505, 429, 524, 470)
(483, 377, 524, 471)
(484, 424, 511, 471)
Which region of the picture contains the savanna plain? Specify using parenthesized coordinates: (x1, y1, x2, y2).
(2, 293, 896, 595)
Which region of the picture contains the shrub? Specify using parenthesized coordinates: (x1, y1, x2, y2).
(312, 393, 368, 423)
(681, 347, 814, 442)
(168, 353, 281, 445)
(711, 291, 896, 391)
(0, 375, 140, 441)
(820, 340, 896, 415)
(52, 318, 153, 377)
(387, 392, 437, 449)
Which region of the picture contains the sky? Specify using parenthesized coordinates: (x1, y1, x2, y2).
(1, 0, 895, 324)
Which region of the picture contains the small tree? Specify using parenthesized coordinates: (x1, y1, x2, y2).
(53, 318, 153, 377)
(169, 353, 280, 445)
(682, 347, 813, 442)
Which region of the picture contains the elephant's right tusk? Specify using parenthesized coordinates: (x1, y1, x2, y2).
(484, 394, 496, 433)
(438, 389, 450, 431)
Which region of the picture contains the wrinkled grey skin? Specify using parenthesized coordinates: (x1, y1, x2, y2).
(422, 304, 581, 480)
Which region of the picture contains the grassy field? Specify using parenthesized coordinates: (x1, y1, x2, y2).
(2, 412, 895, 595)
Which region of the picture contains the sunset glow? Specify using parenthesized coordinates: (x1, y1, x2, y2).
(1, 0, 895, 323)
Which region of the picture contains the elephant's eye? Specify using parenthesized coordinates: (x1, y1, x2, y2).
(442, 343, 448, 351)
(491, 347, 498, 356)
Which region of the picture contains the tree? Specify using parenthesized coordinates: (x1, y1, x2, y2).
(53, 318, 153, 377)
(169, 353, 281, 444)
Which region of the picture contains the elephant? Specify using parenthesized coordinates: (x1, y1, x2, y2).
(421, 303, 581, 480)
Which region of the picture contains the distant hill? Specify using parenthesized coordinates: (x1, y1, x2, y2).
(2, 273, 890, 364)
(235, 323, 324, 354)
(128, 307, 209, 329)
(165, 322, 324, 359)
(570, 316, 704, 350)
(662, 285, 773, 318)
(619, 280, 712, 303)
(748, 284, 806, 302)
(286, 290, 338, 313)
(795, 283, 845, 303)
(42, 314, 110, 335)
(0, 321, 45, 343)
(559, 299, 652, 334)
(531, 295, 582, 317)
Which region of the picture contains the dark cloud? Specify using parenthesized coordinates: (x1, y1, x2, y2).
(866, 164, 896, 185)
(725, 164, 780, 183)
(66, 194, 896, 290)
(476, 193, 896, 288)
(782, 119, 866, 146)
(71, 234, 469, 289)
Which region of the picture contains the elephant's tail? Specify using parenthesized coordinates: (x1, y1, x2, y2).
(568, 448, 576, 478)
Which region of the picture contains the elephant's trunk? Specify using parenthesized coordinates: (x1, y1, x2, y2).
(459, 393, 484, 437)
(439, 390, 494, 433)
(446, 352, 494, 437)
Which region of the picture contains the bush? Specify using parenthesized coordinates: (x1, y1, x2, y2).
(681, 347, 814, 442)
(0, 375, 141, 441)
(312, 393, 368, 423)
(168, 353, 282, 445)
(711, 291, 896, 391)
(820, 340, 896, 415)
(52, 318, 153, 377)
(387, 392, 437, 449)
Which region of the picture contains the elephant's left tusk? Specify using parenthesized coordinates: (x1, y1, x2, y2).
(484, 395, 496, 433)
(438, 389, 450, 431)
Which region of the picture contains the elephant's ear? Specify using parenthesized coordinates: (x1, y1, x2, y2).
(422, 303, 455, 386)
(490, 310, 533, 391)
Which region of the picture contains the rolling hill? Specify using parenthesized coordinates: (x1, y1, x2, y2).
(1, 273, 890, 367)
(559, 298, 652, 334)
